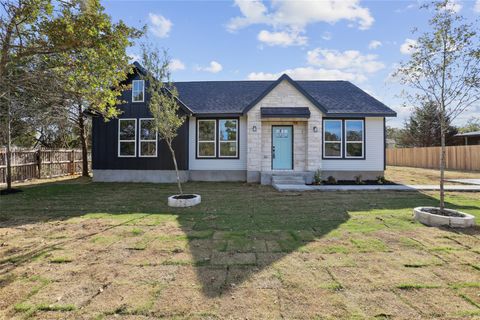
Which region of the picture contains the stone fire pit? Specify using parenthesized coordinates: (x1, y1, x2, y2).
(413, 206, 475, 228)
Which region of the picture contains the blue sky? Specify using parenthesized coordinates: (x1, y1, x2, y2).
(103, 0, 480, 128)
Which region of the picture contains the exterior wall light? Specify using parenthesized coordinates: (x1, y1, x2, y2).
(313, 126, 318, 133)
(252, 125, 257, 132)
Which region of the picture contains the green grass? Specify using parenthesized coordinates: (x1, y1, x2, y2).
(396, 283, 442, 290)
(1, 180, 479, 319)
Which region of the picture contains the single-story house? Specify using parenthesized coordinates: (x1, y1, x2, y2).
(452, 131, 480, 146)
(92, 62, 396, 185)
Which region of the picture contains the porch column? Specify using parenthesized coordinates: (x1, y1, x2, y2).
(306, 110, 323, 171)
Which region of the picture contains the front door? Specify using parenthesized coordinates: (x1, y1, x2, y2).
(272, 126, 293, 170)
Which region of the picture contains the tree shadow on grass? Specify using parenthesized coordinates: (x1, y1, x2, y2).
(0, 179, 479, 298)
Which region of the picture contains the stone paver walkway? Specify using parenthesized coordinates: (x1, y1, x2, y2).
(445, 179, 480, 185)
(273, 184, 480, 192)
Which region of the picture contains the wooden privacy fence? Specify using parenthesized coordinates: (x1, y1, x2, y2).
(0, 149, 91, 184)
(386, 145, 480, 171)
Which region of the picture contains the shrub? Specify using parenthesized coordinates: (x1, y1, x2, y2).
(313, 169, 322, 185)
(326, 176, 337, 184)
(354, 175, 364, 185)
(376, 176, 387, 184)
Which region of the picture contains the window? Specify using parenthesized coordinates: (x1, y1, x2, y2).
(323, 120, 342, 158)
(132, 80, 144, 102)
(139, 119, 157, 157)
(197, 119, 216, 158)
(345, 120, 364, 158)
(118, 119, 136, 157)
(219, 119, 238, 157)
(196, 118, 240, 159)
(322, 119, 365, 159)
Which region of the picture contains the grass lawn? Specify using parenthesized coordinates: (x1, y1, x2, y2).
(0, 179, 479, 319)
(385, 166, 480, 185)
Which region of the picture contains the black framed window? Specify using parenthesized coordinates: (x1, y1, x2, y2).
(345, 120, 364, 158)
(323, 119, 365, 159)
(323, 120, 342, 158)
(196, 118, 239, 159)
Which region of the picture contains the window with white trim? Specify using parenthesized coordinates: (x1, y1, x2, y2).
(345, 120, 364, 158)
(219, 119, 238, 157)
(139, 119, 157, 157)
(118, 119, 136, 157)
(323, 120, 342, 158)
(132, 80, 144, 102)
(197, 119, 216, 158)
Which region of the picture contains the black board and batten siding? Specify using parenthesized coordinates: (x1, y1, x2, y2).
(92, 73, 189, 171)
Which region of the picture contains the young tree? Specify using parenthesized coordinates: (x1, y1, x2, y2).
(394, 0, 479, 211)
(141, 45, 185, 194)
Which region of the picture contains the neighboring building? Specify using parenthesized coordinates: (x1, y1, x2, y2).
(91, 63, 396, 185)
(452, 131, 480, 146)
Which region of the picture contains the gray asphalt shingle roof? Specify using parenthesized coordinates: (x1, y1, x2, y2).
(133, 62, 395, 117)
(174, 78, 396, 117)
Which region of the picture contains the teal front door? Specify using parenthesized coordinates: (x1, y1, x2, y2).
(272, 126, 293, 170)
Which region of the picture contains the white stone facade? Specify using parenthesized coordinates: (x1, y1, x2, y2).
(246, 80, 323, 181)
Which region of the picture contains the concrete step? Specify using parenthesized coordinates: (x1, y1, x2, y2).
(271, 175, 305, 185)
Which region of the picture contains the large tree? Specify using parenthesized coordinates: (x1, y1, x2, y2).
(1, 0, 141, 188)
(395, 0, 480, 211)
(398, 101, 458, 147)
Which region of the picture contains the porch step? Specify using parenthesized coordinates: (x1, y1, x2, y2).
(271, 175, 306, 185)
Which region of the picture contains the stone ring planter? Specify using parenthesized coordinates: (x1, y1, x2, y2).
(413, 206, 475, 228)
(168, 194, 201, 207)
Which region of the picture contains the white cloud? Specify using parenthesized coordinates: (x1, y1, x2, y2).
(400, 38, 417, 55)
(307, 48, 385, 74)
(368, 40, 382, 49)
(148, 13, 172, 38)
(475, 0, 480, 12)
(322, 32, 332, 41)
(257, 30, 307, 47)
(443, 0, 462, 13)
(248, 67, 366, 82)
(248, 46, 385, 83)
(170, 59, 185, 71)
(196, 61, 223, 73)
(228, 0, 374, 31)
(228, 0, 373, 46)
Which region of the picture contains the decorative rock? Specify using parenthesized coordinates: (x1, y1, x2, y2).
(168, 194, 201, 207)
(413, 207, 475, 228)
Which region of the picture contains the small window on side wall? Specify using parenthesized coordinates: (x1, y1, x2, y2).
(132, 80, 144, 102)
(219, 119, 238, 158)
(198, 120, 216, 158)
(323, 120, 342, 158)
(345, 120, 364, 158)
(118, 119, 136, 157)
(139, 119, 157, 157)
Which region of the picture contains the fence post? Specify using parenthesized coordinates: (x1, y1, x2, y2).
(36, 150, 42, 179)
(70, 150, 75, 175)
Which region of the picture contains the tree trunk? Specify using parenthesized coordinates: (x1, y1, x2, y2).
(439, 123, 446, 212)
(6, 95, 12, 190)
(167, 141, 183, 195)
(78, 105, 89, 177)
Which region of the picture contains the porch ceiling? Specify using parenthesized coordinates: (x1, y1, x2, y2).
(260, 107, 311, 119)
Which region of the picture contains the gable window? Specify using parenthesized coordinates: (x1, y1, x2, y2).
(132, 80, 144, 102)
(197, 119, 216, 158)
(118, 119, 136, 157)
(139, 119, 157, 157)
(219, 119, 238, 157)
(323, 120, 342, 158)
(345, 120, 364, 158)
